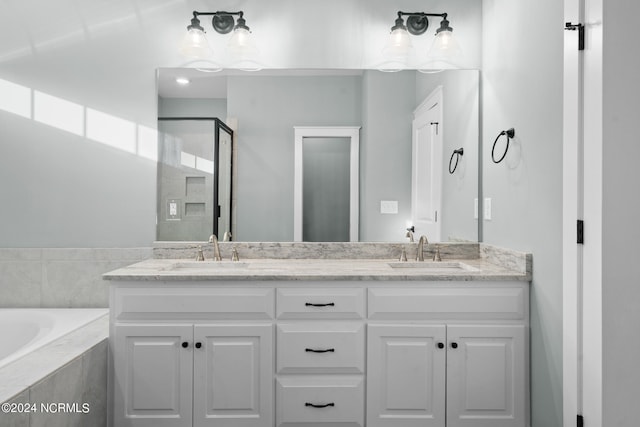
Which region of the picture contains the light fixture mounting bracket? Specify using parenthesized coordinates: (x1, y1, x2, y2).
(406, 15, 429, 35)
(212, 14, 235, 34)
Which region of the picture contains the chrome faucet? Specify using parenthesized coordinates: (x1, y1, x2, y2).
(208, 234, 222, 261)
(416, 235, 429, 261)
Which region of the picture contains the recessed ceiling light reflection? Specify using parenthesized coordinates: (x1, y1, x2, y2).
(175, 77, 190, 85)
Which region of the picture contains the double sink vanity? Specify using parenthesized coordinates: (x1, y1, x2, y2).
(104, 242, 531, 427)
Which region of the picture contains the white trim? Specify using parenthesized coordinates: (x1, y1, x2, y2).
(581, 0, 603, 423)
(563, 0, 582, 425)
(563, 0, 603, 425)
(293, 126, 360, 242)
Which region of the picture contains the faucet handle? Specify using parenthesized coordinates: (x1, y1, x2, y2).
(399, 248, 408, 262)
(231, 247, 240, 262)
(433, 246, 442, 262)
(195, 246, 205, 261)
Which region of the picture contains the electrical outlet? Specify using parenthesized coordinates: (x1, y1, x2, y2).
(484, 197, 492, 220)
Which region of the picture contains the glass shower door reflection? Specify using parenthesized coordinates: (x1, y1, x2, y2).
(157, 118, 233, 241)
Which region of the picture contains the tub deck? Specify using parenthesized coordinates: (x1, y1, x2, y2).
(0, 310, 108, 404)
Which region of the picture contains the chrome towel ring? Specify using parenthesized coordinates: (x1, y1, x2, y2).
(449, 148, 464, 174)
(491, 128, 515, 164)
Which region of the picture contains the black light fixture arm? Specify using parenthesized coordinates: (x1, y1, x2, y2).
(393, 11, 450, 36)
(188, 10, 248, 34)
(397, 11, 448, 20)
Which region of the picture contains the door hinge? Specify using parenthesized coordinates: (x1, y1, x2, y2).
(577, 219, 584, 244)
(577, 414, 584, 427)
(430, 122, 439, 134)
(565, 22, 585, 51)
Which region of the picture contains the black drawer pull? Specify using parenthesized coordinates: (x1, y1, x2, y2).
(305, 402, 335, 408)
(305, 302, 335, 307)
(305, 348, 335, 353)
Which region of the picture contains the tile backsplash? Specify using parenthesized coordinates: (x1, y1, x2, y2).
(0, 248, 151, 308)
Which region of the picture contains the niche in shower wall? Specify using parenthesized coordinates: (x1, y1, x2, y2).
(157, 118, 233, 241)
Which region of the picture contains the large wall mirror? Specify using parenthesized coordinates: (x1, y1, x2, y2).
(157, 68, 479, 243)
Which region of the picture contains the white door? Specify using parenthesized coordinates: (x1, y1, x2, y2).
(113, 324, 193, 427)
(366, 324, 446, 427)
(412, 87, 444, 242)
(446, 325, 527, 427)
(193, 324, 273, 427)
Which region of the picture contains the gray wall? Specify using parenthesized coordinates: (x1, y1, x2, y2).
(601, 1, 640, 425)
(481, 0, 564, 426)
(227, 75, 362, 241)
(158, 98, 227, 119)
(360, 71, 415, 242)
(0, 0, 482, 249)
(416, 70, 480, 242)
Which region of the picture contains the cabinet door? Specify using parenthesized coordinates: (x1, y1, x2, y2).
(113, 324, 193, 427)
(367, 324, 446, 427)
(193, 324, 273, 427)
(446, 325, 526, 427)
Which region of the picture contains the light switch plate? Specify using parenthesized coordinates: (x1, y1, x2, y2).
(380, 200, 398, 214)
(484, 197, 492, 220)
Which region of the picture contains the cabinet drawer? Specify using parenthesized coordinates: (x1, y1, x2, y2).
(113, 287, 274, 320)
(368, 287, 527, 320)
(276, 288, 365, 319)
(276, 376, 364, 427)
(277, 323, 364, 373)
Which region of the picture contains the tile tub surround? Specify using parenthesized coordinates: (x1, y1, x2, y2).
(0, 314, 108, 427)
(0, 248, 151, 308)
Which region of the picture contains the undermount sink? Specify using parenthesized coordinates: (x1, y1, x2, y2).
(170, 261, 249, 270)
(387, 261, 479, 272)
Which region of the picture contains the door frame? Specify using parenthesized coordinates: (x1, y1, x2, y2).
(293, 126, 360, 242)
(563, 0, 603, 425)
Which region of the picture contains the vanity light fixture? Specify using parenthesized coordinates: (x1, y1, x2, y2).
(381, 11, 461, 71)
(179, 10, 260, 70)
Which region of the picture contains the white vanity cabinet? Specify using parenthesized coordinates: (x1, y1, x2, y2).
(366, 286, 528, 427)
(108, 279, 529, 427)
(110, 286, 275, 427)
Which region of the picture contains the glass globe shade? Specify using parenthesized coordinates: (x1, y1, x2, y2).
(179, 28, 211, 59)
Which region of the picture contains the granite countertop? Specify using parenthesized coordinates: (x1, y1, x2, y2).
(103, 257, 531, 282)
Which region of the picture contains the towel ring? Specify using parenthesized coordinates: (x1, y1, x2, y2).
(491, 128, 515, 164)
(449, 148, 464, 174)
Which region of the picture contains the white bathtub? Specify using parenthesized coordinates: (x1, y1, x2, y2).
(0, 308, 108, 369)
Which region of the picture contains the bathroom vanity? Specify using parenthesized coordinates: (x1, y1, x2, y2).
(104, 245, 531, 427)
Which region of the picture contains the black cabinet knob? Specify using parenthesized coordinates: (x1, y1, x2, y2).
(181, 342, 189, 348)
(451, 342, 458, 349)
(195, 342, 202, 349)
(437, 342, 444, 349)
